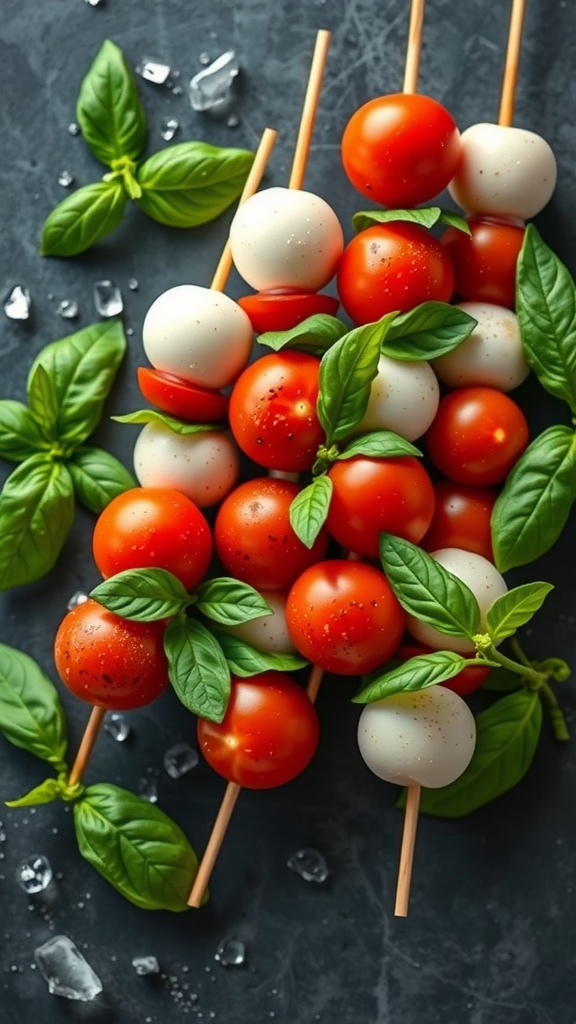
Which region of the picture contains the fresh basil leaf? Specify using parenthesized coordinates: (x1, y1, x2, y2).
(481, 667, 523, 693)
(28, 320, 127, 448)
(68, 446, 135, 513)
(212, 629, 308, 676)
(0, 456, 76, 590)
(74, 783, 202, 911)
(91, 568, 190, 620)
(0, 401, 49, 462)
(26, 365, 60, 441)
(164, 617, 230, 722)
(6, 778, 63, 808)
(409, 690, 542, 818)
(486, 582, 555, 642)
(258, 314, 348, 356)
(352, 207, 470, 234)
(0, 642, 68, 769)
(382, 302, 477, 360)
(337, 430, 421, 460)
(77, 40, 147, 164)
(516, 224, 576, 411)
(113, 409, 218, 434)
(195, 578, 271, 626)
(137, 142, 254, 227)
(354, 651, 472, 703)
(491, 425, 576, 572)
(289, 475, 333, 549)
(379, 533, 481, 639)
(40, 181, 127, 257)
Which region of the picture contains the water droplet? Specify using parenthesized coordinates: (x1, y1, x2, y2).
(286, 847, 329, 883)
(16, 854, 53, 894)
(160, 117, 179, 142)
(58, 170, 74, 188)
(67, 590, 88, 611)
(136, 56, 172, 86)
(163, 742, 199, 779)
(68, 122, 80, 136)
(128, 278, 139, 291)
(57, 299, 79, 320)
(132, 955, 160, 976)
(104, 713, 131, 743)
(226, 114, 240, 128)
(93, 280, 123, 318)
(189, 51, 239, 112)
(4, 285, 31, 321)
(214, 937, 245, 967)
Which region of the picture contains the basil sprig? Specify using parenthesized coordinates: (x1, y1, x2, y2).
(0, 321, 135, 589)
(40, 40, 254, 256)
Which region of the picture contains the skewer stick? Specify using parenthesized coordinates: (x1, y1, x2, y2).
(394, 783, 421, 917)
(188, 782, 242, 906)
(403, 0, 425, 94)
(68, 705, 106, 787)
(498, 0, 527, 127)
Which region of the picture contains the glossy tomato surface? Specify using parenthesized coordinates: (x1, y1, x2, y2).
(337, 222, 454, 325)
(237, 291, 340, 333)
(341, 93, 462, 208)
(197, 671, 320, 789)
(441, 217, 526, 308)
(54, 599, 170, 710)
(137, 367, 230, 423)
(421, 480, 498, 562)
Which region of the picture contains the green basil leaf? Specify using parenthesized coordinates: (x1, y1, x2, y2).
(6, 778, 63, 808)
(28, 320, 127, 448)
(137, 142, 254, 227)
(289, 475, 333, 549)
(91, 568, 190, 620)
(352, 207, 470, 234)
(0, 401, 49, 462)
(164, 617, 230, 722)
(0, 642, 68, 769)
(491, 425, 576, 573)
(113, 409, 218, 434)
(212, 629, 308, 676)
(318, 317, 396, 443)
(382, 302, 477, 360)
(258, 314, 348, 356)
(0, 456, 76, 590)
(74, 783, 202, 911)
(195, 578, 271, 626)
(516, 224, 576, 411)
(40, 181, 127, 257)
(77, 40, 147, 164)
(379, 533, 481, 639)
(26, 365, 60, 441)
(68, 446, 135, 514)
(337, 430, 421, 460)
(354, 651, 472, 703)
(486, 582, 555, 642)
(409, 690, 542, 818)
(481, 667, 523, 693)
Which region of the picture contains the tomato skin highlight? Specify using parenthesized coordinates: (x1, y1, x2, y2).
(137, 367, 230, 423)
(421, 480, 498, 562)
(54, 599, 170, 710)
(197, 672, 320, 789)
(441, 217, 525, 308)
(395, 643, 491, 697)
(286, 559, 406, 676)
(337, 222, 454, 326)
(236, 291, 340, 334)
(326, 456, 436, 559)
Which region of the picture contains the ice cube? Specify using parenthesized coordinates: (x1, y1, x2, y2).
(137, 57, 172, 86)
(160, 117, 179, 141)
(104, 712, 131, 743)
(16, 854, 53, 894)
(214, 937, 245, 967)
(287, 847, 329, 883)
(34, 935, 103, 1001)
(4, 285, 31, 321)
(189, 51, 239, 112)
(66, 590, 88, 610)
(137, 777, 158, 803)
(58, 170, 74, 188)
(93, 279, 123, 318)
(163, 742, 199, 779)
(132, 955, 160, 976)
(57, 299, 79, 320)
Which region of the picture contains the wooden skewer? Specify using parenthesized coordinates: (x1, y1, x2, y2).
(403, 0, 425, 94)
(498, 0, 527, 127)
(394, 782, 421, 917)
(68, 705, 106, 787)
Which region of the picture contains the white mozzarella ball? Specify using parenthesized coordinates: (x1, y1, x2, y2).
(432, 302, 529, 391)
(133, 422, 240, 508)
(448, 122, 557, 221)
(142, 285, 254, 390)
(407, 547, 508, 654)
(357, 687, 476, 788)
(229, 186, 345, 292)
(355, 354, 440, 441)
(223, 590, 297, 655)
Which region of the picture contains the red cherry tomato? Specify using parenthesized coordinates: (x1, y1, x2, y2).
(425, 386, 529, 486)
(54, 599, 170, 710)
(341, 93, 461, 208)
(92, 487, 213, 592)
(395, 643, 491, 697)
(137, 367, 229, 423)
(286, 559, 406, 675)
(228, 350, 324, 471)
(422, 480, 498, 562)
(214, 477, 329, 590)
(441, 217, 525, 308)
(236, 291, 340, 334)
(337, 222, 454, 326)
(326, 456, 435, 559)
(197, 671, 319, 789)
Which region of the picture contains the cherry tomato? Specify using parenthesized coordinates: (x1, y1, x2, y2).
(326, 456, 435, 559)
(421, 480, 498, 562)
(341, 93, 462, 208)
(54, 599, 170, 710)
(92, 487, 213, 592)
(395, 644, 491, 698)
(236, 291, 340, 334)
(286, 559, 406, 675)
(337, 222, 454, 326)
(228, 350, 324, 471)
(214, 477, 329, 590)
(197, 671, 319, 789)
(137, 367, 230, 423)
(441, 217, 525, 308)
(425, 386, 529, 486)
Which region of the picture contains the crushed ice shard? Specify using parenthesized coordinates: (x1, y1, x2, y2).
(189, 51, 239, 112)
(34, 935, 103, 1001)
(4, 285, 31, 321)
(16, 854, 53, 894)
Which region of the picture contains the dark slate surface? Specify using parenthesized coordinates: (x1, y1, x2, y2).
(1, 1, 575, 1022)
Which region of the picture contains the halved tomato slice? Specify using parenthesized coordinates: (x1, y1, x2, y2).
(137, 367, 230, 423)
(237, 291, 340, 334)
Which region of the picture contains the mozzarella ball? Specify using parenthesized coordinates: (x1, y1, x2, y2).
(142, 285, 254, 390)
(355, 355, 440, 441)
(432, 302, 529, 391)
(133, 422, 240, 508)
(407, 547, 507, 654)
(357, 686, 476, 788)
(448, 122, 557, 221)
(223, 590, 297, 655)
(229, 186, 345, 292)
